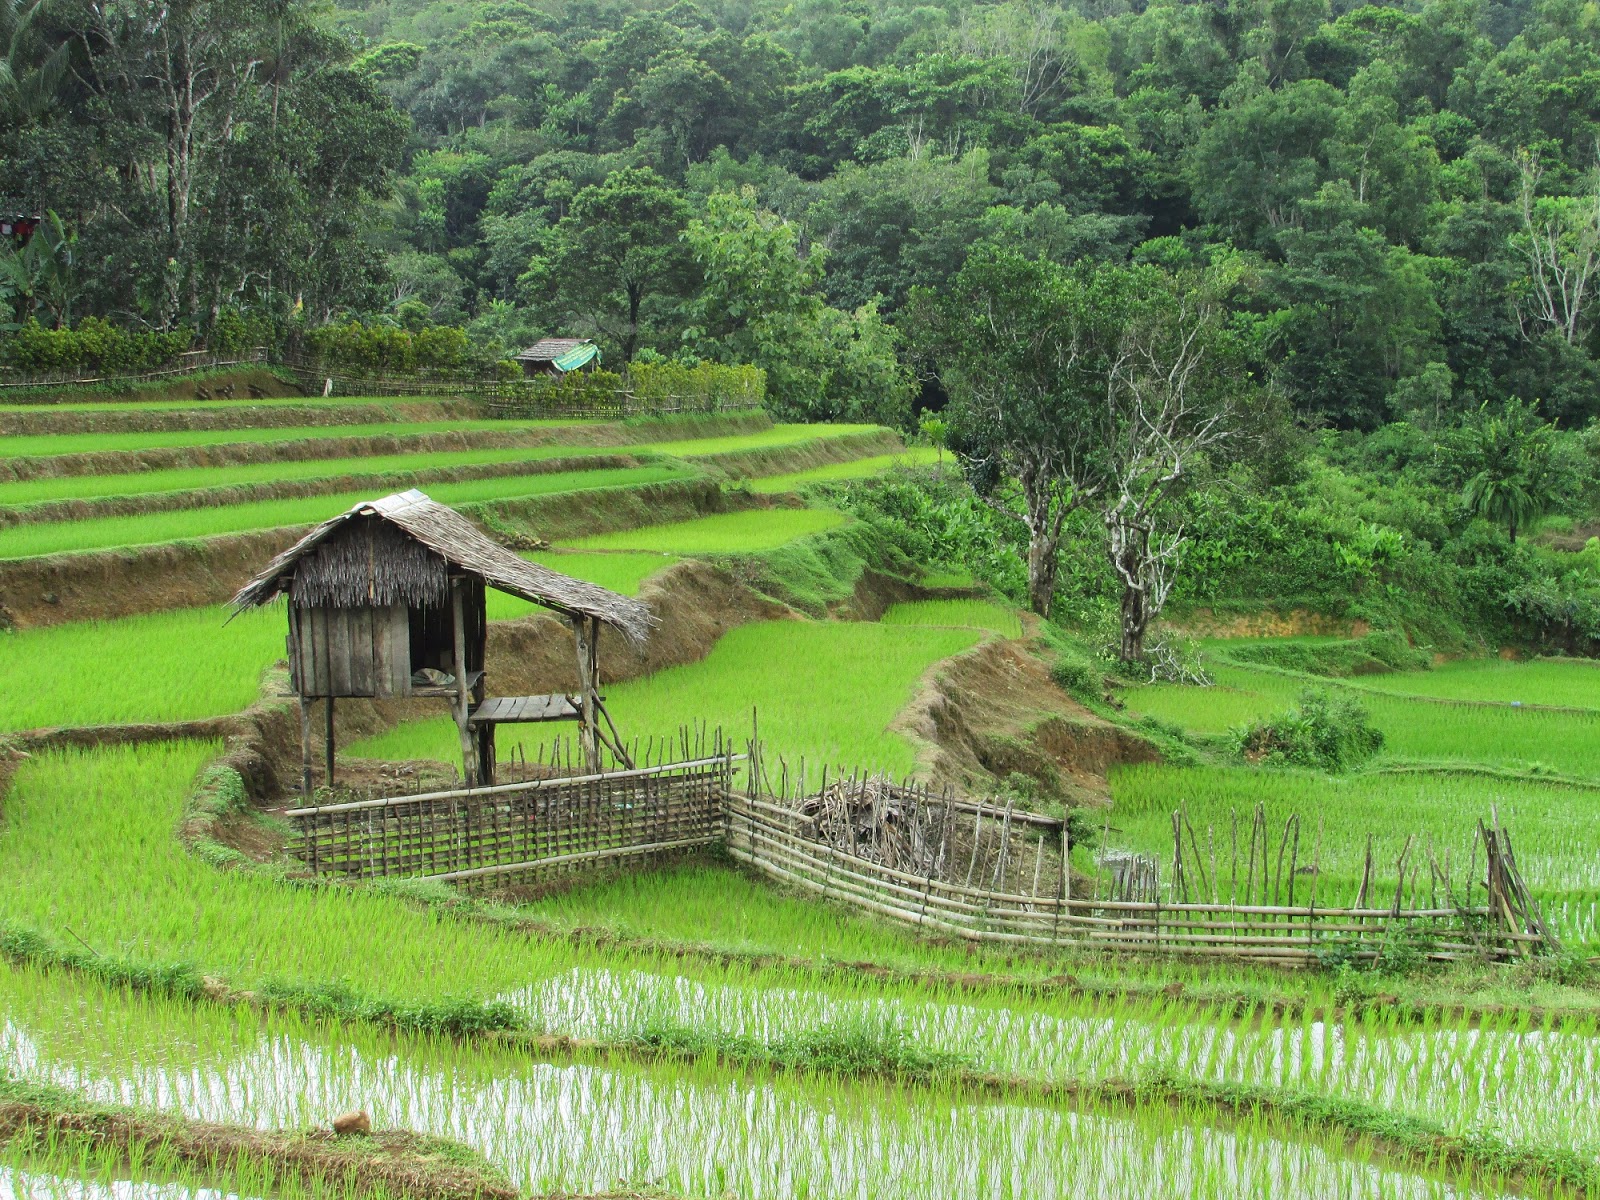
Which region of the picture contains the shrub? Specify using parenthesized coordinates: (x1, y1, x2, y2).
(1235, 688, 1385, 771)
(303, 320, 472, 375)
(630, 360, 765, 409)
(0, 317, 194, 373)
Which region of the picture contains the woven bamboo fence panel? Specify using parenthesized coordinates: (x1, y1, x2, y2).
(285, 755, 733, 890)
(722, 789, 1546, 966)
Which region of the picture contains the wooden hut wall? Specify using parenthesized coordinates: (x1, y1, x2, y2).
(289, 602, 411, 698)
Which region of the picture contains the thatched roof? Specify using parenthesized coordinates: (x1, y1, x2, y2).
(230, 489, 654, 645)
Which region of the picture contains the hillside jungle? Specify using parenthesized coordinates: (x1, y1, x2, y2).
(3, 1, 1600, 1197)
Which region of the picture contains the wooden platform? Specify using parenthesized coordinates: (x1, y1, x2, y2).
(469, 693, 580, 725)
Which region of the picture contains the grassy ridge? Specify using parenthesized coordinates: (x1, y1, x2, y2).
(1125, 663, 1600, 778)
(0, 444, 622, 507)
(352, 619, 981, 773)
(0, 420, 570, 461)
(0, 464, 694, 559)
(566, 507, 845, 553)
(751, 447, 943, 492)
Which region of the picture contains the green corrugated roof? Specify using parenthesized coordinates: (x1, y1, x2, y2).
(553, 343, 600, 372)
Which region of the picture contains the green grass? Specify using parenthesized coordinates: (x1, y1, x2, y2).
(565, 507, 846, 554)
(0, 464, 694, 559)
(0, 605, 283, 732)
(0, 420, 571, 461)
(0, 393, 457, 413)
(880, 599, 1023, 638)
(1110, 763, 1600, 945)
(920, 567, 976, 588)
(751, 447, 942, 492)
(0, 444, 628, 507)
(483, 551, 677, 620)
(628, 422, 879, 458)
(1347, 657, 1600, 709)
(4, 963, 1538, 1200)
(1124, 663, 1600, 778)
(351, 619, 981, 775)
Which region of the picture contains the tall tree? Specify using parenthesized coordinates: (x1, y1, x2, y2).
(527, 167, 695, 360)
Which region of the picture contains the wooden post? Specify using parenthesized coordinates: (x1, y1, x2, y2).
(572, 613, 600, 773)
(451, 578, 477, 788)
(324, 695, 336, 788)
(298, 697, 314, 800)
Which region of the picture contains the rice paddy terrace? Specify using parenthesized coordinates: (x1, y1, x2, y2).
(1, 391, 1598, 1200)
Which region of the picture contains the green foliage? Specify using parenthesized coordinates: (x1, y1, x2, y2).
(1220, 632, 1433, 677)
(303, 320, 472, 376)
(0, 316, 193, 372)
(1235, 688, 1385, 771)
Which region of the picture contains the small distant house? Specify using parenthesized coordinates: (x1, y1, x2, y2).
(231, 489, 653, 793)
(514, 337, 600, 378)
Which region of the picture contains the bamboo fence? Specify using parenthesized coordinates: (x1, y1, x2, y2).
(285, 755, 734, 890)
(284, 740, 1557, 964)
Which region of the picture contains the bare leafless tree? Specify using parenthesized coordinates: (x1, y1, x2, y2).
(1515, 150, 1600, 346)
(1100, 290, 1236, 661)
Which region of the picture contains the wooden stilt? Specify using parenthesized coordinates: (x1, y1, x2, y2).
(299, 697, 314, 800)
(572, 614, 601, 773)
(324, 695, 336, 787)
(451, 578, 476, 788)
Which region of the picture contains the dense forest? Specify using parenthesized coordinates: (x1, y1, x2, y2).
(4, 0, 1600, 425)
(3, 0, 1599, 655)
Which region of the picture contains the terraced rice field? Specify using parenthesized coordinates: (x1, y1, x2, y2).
(566, 507, 846, 553)
(353, 619, 982, 774)
(0, 464, 694, 559)
(0, 419, 570, 460)
(751, 447, 943, 492)
(1, 394, 1595, 1200)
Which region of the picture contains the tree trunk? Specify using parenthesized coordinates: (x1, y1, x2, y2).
(1026, 530, 1057, 620)
(1119, 570, 1148, 662)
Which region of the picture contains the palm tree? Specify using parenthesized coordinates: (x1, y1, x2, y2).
(0, 0, 67, 123)
(1456, 398, 1567, 543)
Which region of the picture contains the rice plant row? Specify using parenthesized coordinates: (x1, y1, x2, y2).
(750, 448, 943, 492)
(0, 464, 694, 560)
(566, 508, 846, 554)
(0, 962, 1554, 1200)
(1125, 663, 1600, 779)
(350, 619, 981, 776)
(0, 419, 570, 462)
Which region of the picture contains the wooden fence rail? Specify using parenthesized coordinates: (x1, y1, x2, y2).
(284, 749, 1554, 964)
(285, 755, 735, 890)
(721, 792, 1533, 965)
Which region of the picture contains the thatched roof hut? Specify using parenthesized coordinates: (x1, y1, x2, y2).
(232, 489, 653, 791)
(231, 488, 651, 643)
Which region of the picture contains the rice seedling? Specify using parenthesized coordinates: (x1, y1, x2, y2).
(1342, 657, 1600, 710)
(919, 568, 976, 587)
(349, 619, 980, 775)
(627, 422, 880, 457)
(1124, 663, 1600, 778)
(0, 964, 1545, 1200)
(749, 448, 942, 493)
(0, 605, 283, 731)
(0, 420, 569, 462)
(0, 465, 694, 560)
(564, 508, 846, 554)
(0, 444, 628, 507)
(1108, 762, 1600, 943)
(879, 599, 1023, 638)
(4, 742, 1599, 1171)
